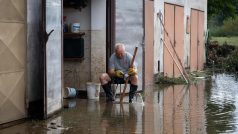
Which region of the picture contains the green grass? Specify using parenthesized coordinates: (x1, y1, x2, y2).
(211, 36, 238, 46)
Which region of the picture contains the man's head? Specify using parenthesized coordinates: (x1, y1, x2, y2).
(115, 43, 125, 59)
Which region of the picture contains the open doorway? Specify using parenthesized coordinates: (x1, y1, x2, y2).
(62, 0, 109, 97)
(62, 0, 144, 98)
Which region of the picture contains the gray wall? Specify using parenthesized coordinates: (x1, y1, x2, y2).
(115, 0, 144, 90)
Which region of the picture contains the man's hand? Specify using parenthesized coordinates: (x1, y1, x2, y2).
(115, 70, 124, 78)
(128, 67, 137, 76)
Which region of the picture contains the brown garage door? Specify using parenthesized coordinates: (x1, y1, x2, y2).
(198, 11, 205, 70)
(164, 3, 184, 77)
(0, 0, 26, 124)
(190, 9, 205, 71)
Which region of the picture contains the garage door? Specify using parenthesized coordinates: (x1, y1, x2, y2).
(0, 0, 26, 124)
(190, 10, 205, 71)
(164, 3, 184, 77)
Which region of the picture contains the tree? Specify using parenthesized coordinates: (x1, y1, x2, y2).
(208, 0, 238, 22)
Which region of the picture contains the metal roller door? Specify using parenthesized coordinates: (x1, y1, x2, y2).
(0, 0, 26, 124)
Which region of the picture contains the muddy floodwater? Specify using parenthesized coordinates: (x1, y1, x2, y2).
(1, 73, 238, 134)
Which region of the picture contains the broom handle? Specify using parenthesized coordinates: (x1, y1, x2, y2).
(130, 47, 138, 67)
(120, 47, 138, 102)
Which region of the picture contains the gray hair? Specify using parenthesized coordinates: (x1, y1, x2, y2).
(115, 43, 125, 51)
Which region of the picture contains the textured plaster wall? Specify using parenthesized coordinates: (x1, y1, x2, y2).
(91, 0, 106, 83)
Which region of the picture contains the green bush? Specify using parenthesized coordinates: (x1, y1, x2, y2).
(225, 48, 238, 72)
(206, 41, 238, 73)
(210, 16, 238, 37)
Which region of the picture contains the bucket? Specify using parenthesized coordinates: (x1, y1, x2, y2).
(71, 23, 80, 33)
(64, 87, 77, 98)
(86, 82, 101, 100)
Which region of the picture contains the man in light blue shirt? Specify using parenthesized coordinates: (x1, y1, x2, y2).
(99, 43, 138, 103)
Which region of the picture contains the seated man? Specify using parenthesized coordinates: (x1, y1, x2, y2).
(99, 43, 138, 103)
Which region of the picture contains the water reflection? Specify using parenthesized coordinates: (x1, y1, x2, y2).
(100, 103, 143, 133)
(144, 83, 206, 134)
(1, 73, 238, 134)
(144, 73, 238, 134)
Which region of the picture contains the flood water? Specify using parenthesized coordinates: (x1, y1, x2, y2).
(1, 73, 238, 134)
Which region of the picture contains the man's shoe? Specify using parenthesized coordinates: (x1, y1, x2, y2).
(129, 84, 138, 103)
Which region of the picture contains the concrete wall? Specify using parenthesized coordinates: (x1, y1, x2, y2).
(154, 0, 164, 74)
(91, 0, 106, 83)
(154, 0, 207, 73)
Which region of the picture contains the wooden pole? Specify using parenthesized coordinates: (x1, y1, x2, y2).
(120, 47, 138, 102)
(161, 38, 189, 83)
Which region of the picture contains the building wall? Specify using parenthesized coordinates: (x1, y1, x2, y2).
(154, 0, 207, 75)
(154, 0, 164, 74)
(184, 0, 207, 68)
(91, 0, 106, 83)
